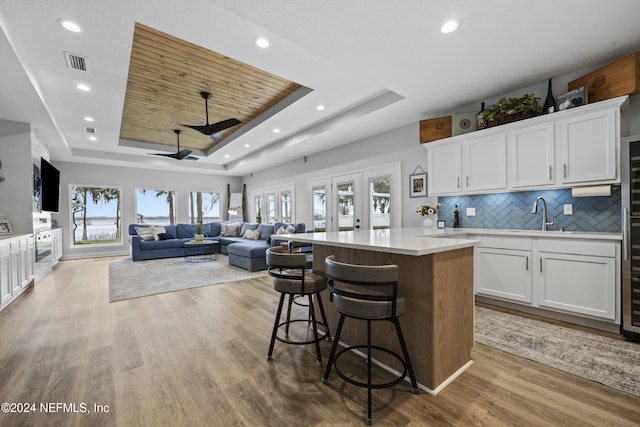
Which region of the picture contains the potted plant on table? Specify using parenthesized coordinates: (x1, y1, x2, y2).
(416, 202, 440, 228)
(194, 222, 205, 242)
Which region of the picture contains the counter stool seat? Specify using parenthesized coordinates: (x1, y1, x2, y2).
(323, 255, 419, 425)
(266, 246, 331, 365)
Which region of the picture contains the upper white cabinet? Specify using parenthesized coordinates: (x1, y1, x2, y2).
(428, 141, 461, 195)
(462, 134, 507, 192)
(509, 122, 555, 188)
(558, 108, 617, 184)
(424, 96, 627, 196)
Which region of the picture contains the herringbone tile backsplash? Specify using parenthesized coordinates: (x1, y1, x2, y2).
(437, 186, 621, 232)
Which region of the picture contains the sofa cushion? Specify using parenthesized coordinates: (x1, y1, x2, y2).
(221, 223, 240, 237)
(151, 225, 166, 241)
(140, 239, 185, 250)
(176, 223, 197, 238)
(227, 241, 270, 257)
(257, 224, 275, 242)
(208, 222, 221, 237)
(242, 228, 261, 240)
(240, 222, 259, 236)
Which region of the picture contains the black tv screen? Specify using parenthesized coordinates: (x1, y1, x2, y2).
(40, 158, 60, 213)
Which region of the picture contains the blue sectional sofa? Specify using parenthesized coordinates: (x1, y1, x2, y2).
(128, 221, 307, 271)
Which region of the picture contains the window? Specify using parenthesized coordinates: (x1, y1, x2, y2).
(254, 195, 263, 223)
(280, 190, 292, 223)
(369, 177, 390, 229)
(312, 186, 327, 232)
(188, 191, 221, 223)
(136, 188, 176, 225)
(71, 186, 121, 245)
(265, 192, 276, 223)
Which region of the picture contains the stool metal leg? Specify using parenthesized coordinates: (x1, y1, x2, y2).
(323, 314, 345, 383)
(285, 294, 294, 336)
(316, 292, 332, 341)
(307, 294, 322, 365)
(268, 293, 286, 360)
(393, 317, 419, 394)
(366, 319, 372, 425)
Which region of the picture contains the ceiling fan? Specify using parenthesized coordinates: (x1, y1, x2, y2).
(181, 91, 241, 140)
(151, 129, 197, 160)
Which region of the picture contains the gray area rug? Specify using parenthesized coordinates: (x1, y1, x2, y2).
(108, 255, 267, 302)
(475, 306, 640, 396)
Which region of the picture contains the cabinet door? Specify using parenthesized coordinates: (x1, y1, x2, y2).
(559, 108, 617, 184)
(509, 123, 555, 188)
(0, 243, 11, 307)
(475, 247, 532, 303)
(537, 252, 616, 320)
(10, 241, 20, 294)
(427, 142, 461, 195)
(462, 134, 507, 192)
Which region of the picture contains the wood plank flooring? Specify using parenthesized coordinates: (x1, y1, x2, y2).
(0, 256, 639, 426)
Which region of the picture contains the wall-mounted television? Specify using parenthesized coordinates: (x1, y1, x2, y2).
(40, 157, 60, 213)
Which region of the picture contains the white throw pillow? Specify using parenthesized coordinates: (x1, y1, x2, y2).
(135, 227, 155, 241)
(276, 225, 296, 235)
(151, 225, 166, 241)
(221, 223, 238, 237)
(276, 226, 287, 235)
(243, 228, 260, 240)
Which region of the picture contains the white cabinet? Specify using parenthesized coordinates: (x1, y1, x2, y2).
(559, 108, 617, 184)
(509, 122, 555, 188)
(475, 240, 532, 303)
(51, 228, 63, 264)
(0, 234, 35, 312)
(473, 234, 619, 323)
(423, 96, 626, 196)
(462, 134, 507, 192)
(536, 239, 617, 320)
(427, 141, 461, 195)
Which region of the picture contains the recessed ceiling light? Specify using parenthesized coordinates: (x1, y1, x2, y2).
(316, 105, 325, 111)
(244, 144, 251, 148)
(88, 136, 97, 141)
(59, 19, 82, 33)
(76, 83, 90, 92)
(440, 20, 459, 34)
(224, 154, 230, 159)
(254, 37, 270, 48)
(273, 128, 281, 134)
(83, 116, 94, 122)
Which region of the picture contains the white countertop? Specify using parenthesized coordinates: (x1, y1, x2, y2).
(278, 226, 622, 256)
(280, 228, 479, 256)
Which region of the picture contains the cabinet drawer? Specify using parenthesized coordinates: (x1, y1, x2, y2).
(473, 235, 531, 251)
(537, 239, 616, 257)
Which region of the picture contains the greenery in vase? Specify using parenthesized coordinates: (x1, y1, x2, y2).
(415, 203, 441, 216)
(194, 222, 205, 235)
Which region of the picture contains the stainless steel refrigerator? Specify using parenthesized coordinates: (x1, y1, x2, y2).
(621, 135, 640, 341)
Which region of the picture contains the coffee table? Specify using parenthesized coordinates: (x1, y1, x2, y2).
(183, 240, 219, 263)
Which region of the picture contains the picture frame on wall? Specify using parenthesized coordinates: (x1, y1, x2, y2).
(0, 219, 12, 236)
(410, 173, 427, 197)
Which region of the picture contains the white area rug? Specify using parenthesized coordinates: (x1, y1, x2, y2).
(108, 255, 267, 302)
(475, 306, 640, 396)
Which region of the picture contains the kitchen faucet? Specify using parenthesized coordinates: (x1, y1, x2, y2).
(531, 196, 554, 231)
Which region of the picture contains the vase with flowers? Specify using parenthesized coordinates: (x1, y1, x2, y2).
(416, 202, 440, 228)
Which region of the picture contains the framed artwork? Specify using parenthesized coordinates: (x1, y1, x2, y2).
(0, 219, 12, 236)
(410, 173, 427, 197)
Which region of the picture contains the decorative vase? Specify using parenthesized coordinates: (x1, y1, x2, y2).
(194, 233, 204, 242)
(422, 215, 437, 228)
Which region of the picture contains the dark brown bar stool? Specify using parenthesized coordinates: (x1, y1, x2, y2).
(323, 255, 419, 425)
(266, 246, 331, 365)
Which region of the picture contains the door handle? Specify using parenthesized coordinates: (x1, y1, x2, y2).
(457, 177, 460, 188)
(540, 258, 543, 272)
(563, 163, 567, 178)
(525, 256, 529, 271)
(466, 176, 470, 187)
(549, 165, 552, 180)
(623, 208, 629, 261)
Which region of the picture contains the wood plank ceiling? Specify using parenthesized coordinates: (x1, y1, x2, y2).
(120, 23, 302, 152)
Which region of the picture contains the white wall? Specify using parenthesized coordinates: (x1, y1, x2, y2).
(55, 161, 242, 259)
(0, 119, 33, 235)
(242, 122, 438, 228)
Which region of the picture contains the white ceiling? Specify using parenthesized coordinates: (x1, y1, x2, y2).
(1, 0, 639, 176)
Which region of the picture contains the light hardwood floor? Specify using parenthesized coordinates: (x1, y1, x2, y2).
(0, 256, 639, 426)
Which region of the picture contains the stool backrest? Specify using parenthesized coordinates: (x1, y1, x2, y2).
(324, 255, 400, 317)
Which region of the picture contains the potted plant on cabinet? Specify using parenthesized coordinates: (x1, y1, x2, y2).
(482, 93, 540, 127)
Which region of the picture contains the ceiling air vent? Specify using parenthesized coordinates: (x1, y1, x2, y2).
(64, 51, 88, 72)
(83, 126, 96, 134)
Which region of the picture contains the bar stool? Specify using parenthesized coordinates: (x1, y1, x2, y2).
(266, 246, 331, 365)
(323, 255, 419, 425)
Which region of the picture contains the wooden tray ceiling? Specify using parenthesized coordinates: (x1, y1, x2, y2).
(120, 23, 302, 152)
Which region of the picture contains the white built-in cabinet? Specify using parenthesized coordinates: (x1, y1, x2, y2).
(473, 234, 619, 322)
(425, 96, 626, 196)
(0, 234, 35, 312)
(51, 228, 63, 264)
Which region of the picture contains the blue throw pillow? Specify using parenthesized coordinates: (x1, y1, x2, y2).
(158, 232, 175, 240)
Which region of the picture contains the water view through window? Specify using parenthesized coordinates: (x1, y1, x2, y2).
(71, 186, 122, 245)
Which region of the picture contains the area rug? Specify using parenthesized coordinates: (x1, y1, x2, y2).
(108, 255, 267, 302)
(475, 306, 640, 396)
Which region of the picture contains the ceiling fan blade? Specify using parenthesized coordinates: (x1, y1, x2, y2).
(181, 118, 241, 136)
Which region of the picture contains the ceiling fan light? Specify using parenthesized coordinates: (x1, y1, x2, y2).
(254, 37, 270, 48)
(59, 19, 82, 33)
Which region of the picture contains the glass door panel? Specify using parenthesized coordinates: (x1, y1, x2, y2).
(332, 173, 361, 232)
(312, 185, 327, 232)
(369, 176, 391, 229)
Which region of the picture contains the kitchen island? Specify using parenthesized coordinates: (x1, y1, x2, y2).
(282, 228, 479, 394)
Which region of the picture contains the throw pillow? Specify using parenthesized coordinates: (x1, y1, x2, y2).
(243, 229, 261, 240)
(157, 232, 175, 240)
(135, 226, 155, 241)
(151, 225, 166, 241)
(221, 223, 238, 237)
(276, 225, 296, 235)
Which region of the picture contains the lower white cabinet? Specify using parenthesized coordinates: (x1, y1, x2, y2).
(0, 234, 35, 312)
(51, 228, 63, 264)
(473, 234, 619, 322)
